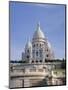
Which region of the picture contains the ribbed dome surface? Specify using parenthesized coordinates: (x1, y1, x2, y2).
(33, 23, 45, 39)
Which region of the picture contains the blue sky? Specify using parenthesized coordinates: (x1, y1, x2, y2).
(9, 1, 66, 60)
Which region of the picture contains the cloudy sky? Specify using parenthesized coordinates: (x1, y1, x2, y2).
(9, 1, 66, 60)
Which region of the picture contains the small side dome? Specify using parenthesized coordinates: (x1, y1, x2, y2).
(47, 40, 52, 50)
(33, 22, 45, 39)
(47, 40, 54, 55)
(25, 40, 32, 49)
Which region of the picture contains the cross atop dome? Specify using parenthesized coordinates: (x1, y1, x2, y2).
(37, 21, 40, 27)
(37, 21, 41, 31)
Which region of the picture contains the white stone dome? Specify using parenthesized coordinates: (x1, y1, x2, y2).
(47, 40, 54, 55)
(33, 22, 45, 39)
(25, 40, 32, 49)
(47, 40, 52, 50)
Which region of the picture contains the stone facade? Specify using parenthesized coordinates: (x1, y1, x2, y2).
(23, 22, 54, 64)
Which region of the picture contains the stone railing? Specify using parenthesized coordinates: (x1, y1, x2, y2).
(10, 68, 49, 77)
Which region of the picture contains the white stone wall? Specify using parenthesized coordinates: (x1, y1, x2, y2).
(10, 79, 23, 88)
(32, 40, 45, 62)
(52, 78, 63, 85)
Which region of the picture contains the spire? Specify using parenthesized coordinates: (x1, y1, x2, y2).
(37, 21, 41, 31)
(38, 21, 40, 27)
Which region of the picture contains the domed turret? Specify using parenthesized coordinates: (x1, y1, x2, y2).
(25, 39, 32, 63)
(25, 40, 32, 49)
(47, 40, 52, 50)
(33, 22, 45, 40)
(46, 40, 54, 60)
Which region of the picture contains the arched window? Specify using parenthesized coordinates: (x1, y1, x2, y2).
(46, 54, 48, 57)
(45, 59, 47, 62)
(40, 60, 42, 63)
(32, 60, 34, 63)
(33, 44, 35, 47)
(36, 51, 38, 56)
(32, 50, 35, 58)
(40, 44, 41, 47)
(27, 49, 29, 53)
(27, 55, 29, 59)
(36, 60, 38, 63)
(39, 50, 42, 57)
(37, 44, 38, 47)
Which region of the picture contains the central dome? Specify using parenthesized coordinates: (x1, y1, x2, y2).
(33, 22, 45, 39)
